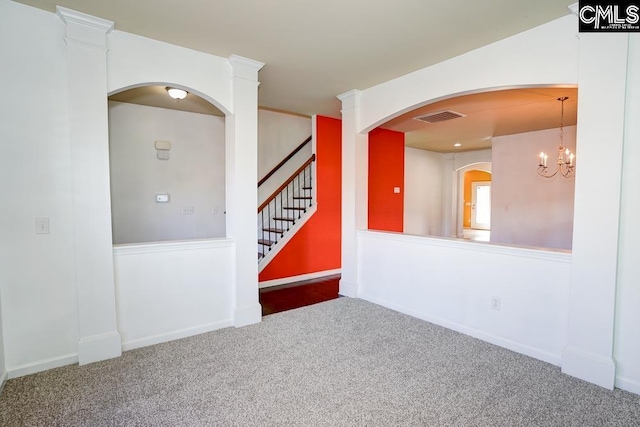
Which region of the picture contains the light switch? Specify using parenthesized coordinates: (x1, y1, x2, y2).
(393, 187, 401, 194)
(36, 217, 49, 234)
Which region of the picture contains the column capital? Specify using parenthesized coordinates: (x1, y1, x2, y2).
(56, 6, 114, 49)
(338, 89, 362, 111)
(228, 55, 265, 81)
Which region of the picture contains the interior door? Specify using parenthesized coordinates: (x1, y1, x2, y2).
(471, 182, 491, 230)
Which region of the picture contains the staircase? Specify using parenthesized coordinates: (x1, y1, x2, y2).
(258, 137, 315, 263)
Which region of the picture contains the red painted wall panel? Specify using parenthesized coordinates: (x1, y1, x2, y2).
(368, 128, 404, 232)
(258, 116, 342, 281)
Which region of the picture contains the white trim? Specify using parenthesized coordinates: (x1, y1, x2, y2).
(568, 3, 579, 16)
(562, 345, 616, 389)
(8, 353, 78, 379)
(358, 230, 572, 263)
(56, 6, 114, 32)
(114, 238, 234, 256)
(121, 320, 233, 352)
(360, 293, 563, 367)
(0, 370, 7, 394)
(258, 204, 317, 272)
(234, 304, 262, 327)
(615, 376, 640, 396)
(259, 269, 341, 289)
(78, 331, 122, 365)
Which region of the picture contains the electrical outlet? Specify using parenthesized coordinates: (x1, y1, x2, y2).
(491, 296, 501, 311)
(36, 217, 50, 234)
(182, 206, 195, 215)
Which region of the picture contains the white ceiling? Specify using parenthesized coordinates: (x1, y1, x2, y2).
(16, 0, 577, 153)
(15, 0, 572, 118)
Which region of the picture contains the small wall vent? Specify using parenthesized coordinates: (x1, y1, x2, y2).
(413, 110, 466, 124)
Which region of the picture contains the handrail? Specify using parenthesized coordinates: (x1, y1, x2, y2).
(258, 154, 315, 212)
(258, 136, 312, 188)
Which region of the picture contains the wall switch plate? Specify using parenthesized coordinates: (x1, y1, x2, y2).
(393, 186, 401, 194)
(156, 150, 170, 160)
(36, 217, 50, 234)
(182, 206, 195, 215)
(491, 296, 501, 311)
(156, 194, 170, 203)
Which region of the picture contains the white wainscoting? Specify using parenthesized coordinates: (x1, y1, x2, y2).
(113, 239, 235, 351)
(357, 230, 571, 365)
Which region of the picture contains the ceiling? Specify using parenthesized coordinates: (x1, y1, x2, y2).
(17, 0, 577, 153)
(385, 87, 578, 152)
(16, 0, 572, 119)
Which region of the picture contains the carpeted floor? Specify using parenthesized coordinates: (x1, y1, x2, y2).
(1, 298, 639, 426)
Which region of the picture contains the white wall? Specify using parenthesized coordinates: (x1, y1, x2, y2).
(614, 33, 640, 395)
(258, 110, 312, 204)
(358, 231, 571, 365)
(491, 127, 576, 250)
(0, 0, 80, 376)
(109, 101, 226, 244)
(113, 239, 234, 350)
(0, 289, 6, 390)
(0, 0, 259, 377)
(404, 148, 443, 236)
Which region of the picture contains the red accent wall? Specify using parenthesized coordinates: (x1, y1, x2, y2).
(259, 116, 342, 281)
(368, 128, 404, 232)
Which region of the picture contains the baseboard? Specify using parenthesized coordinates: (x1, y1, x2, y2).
(234, 304, 262, 327)
(615, 376, 640, 395)
(78, 331, 122, 366)
(259, 269, 341, 289)
(0, 370, 7, 394)
(360, 293, 563, 367)
(339, 279, 359, 298)
(8, 353, 78, 379)
(121, 320, 233, 352)
(562, 346, 616, 389)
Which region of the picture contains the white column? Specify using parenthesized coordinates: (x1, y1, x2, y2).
(562, 32, 629, 389)
(57, 7, 121, 364)
(338, 90, 368, 298)
(226, 55, 264, 327)
(441, 153, 456, 237)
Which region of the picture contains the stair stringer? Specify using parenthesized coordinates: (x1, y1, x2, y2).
(258, 203, 317, 273)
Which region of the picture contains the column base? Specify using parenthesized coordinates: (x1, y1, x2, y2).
(78, 331, 122, 365)
(234, 304, 262, 327)
(562, 345, 616, 389)
(339, 279, 358, 298)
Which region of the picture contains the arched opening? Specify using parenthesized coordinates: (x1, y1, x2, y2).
(367, 86, 577, 251)
(108, 85, 227, 244)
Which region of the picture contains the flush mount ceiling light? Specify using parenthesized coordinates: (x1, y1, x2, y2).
(166, 87, 187, 101)
(537, 97, 575, 178)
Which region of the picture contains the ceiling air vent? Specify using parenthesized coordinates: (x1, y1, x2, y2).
(413, 110, 466, 124)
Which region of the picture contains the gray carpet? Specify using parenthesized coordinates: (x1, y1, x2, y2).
(1, 297, 639, 426)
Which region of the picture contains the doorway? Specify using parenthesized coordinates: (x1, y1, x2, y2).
(471, 182, 491, 230)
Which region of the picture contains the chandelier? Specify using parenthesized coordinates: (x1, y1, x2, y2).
(537, 96, 575, 178)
